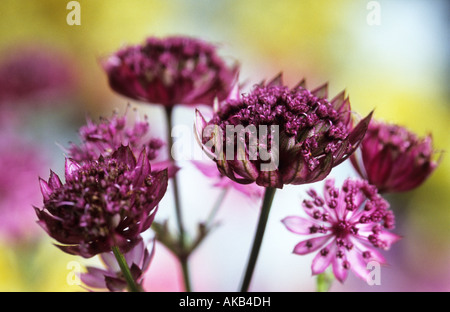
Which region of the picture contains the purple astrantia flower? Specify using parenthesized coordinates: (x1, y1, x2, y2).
(195, 74, 372, 188)
(35, 145, 168, 258)
(81, 237, 154, 292)
(0, 46, 74, 104)
(350, 119, 439, 193)
(67, 107, 177, 177)
(282, 178, 400, 283)
(102, 36, 238, 107)
(0, 133, 46, 243)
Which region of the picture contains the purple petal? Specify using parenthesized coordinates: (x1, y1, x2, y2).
(378, 230, 402, 249)
(48, 170, 62, 189)
(231, 150, 260, 181)
(267, 72, 283, 87)
(39, 178, 52, 201)
(367, 146, 393, 186)
(81, 267, 110, 289)
(294, 78, 306, 89)
(346, 111, 373, 151)
(133, 147, 151, 185)
(332, 254, 349, 283)
(311, 82, 328, 98)
(105, 276, 127, 292)
(112, 145, 136, 169)
(293, 235, 333, 255)
(100, 252, 120, 272)
(256, 168, 283, 188)
(194, 109, 207, 142)
(64, 158, 81, 181)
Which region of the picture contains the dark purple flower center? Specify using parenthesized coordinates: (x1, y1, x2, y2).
(43, 158, 154, 245)
(332, 221, 358, 239)
(213, 85, 344, 138)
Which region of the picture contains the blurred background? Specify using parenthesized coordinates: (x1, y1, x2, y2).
(0, 0, 448, 291)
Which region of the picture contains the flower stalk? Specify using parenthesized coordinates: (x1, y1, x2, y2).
(316, 272, 334, 292)
(240, 187, 277, 292)
(205, 187, 229, 229)
(164, 106, 192, 292)
(112, 246, 142, 292)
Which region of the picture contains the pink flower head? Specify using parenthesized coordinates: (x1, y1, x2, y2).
(350, 119, 439, 193)
(67, 107, 177, 177)
(282, 178, 401, 283)
(0, 133, 46, 243)
(195, 74, 372, 188)
(81, 237, 154, 292)
(0, 46, 74, 104)
(35, 146, 168, 258)
(102, 36, 239, 107)
(192, 160, 263, 198)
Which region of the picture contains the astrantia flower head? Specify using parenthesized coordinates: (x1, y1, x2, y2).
(0, 132, 46, 243)
(81, 237, 154, 292)
(102, 36, 239, 107)
(67, 107, 177, 176)
(350, 119, 439, 193)
(35, 145, 168, 258)
(0, 46, 74, 104)
(195, 74, 372, 188)
(282, 178, 400, 283)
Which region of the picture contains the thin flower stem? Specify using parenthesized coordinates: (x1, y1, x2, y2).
(205, 187, 230, 229)
(316, 271, 334, 292)
(164, 106, 192, 292)
(240, 186, 277, 292)
(112, 246, 141, 292)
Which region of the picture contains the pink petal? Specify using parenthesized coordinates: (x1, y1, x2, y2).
(311, 241, 336, 275)
(267, 72, 283, 87)
(282, 216, 319, 235)
(151, 160, 179, 178)
(332, 255, 349, 283)
(347, 249, 370, 282)
(226, 81, 241, 102)
(351, 237, 387, 264)
(192, 160, 219, 179)
(292, 235, 332, 255)
(294, 78, 306, 89)
(378, 230, 402, 249)
(311, 82, 328, 98)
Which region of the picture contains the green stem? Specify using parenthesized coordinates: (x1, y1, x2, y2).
(205, 187, 229, 229)
(164, 106, 192, 292)
(112, 246, 141, 292)
(239, 187, 277, 292)
(316, 272, 334, 292)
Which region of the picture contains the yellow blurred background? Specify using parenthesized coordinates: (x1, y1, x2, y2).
(0, 0, 448, 291)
